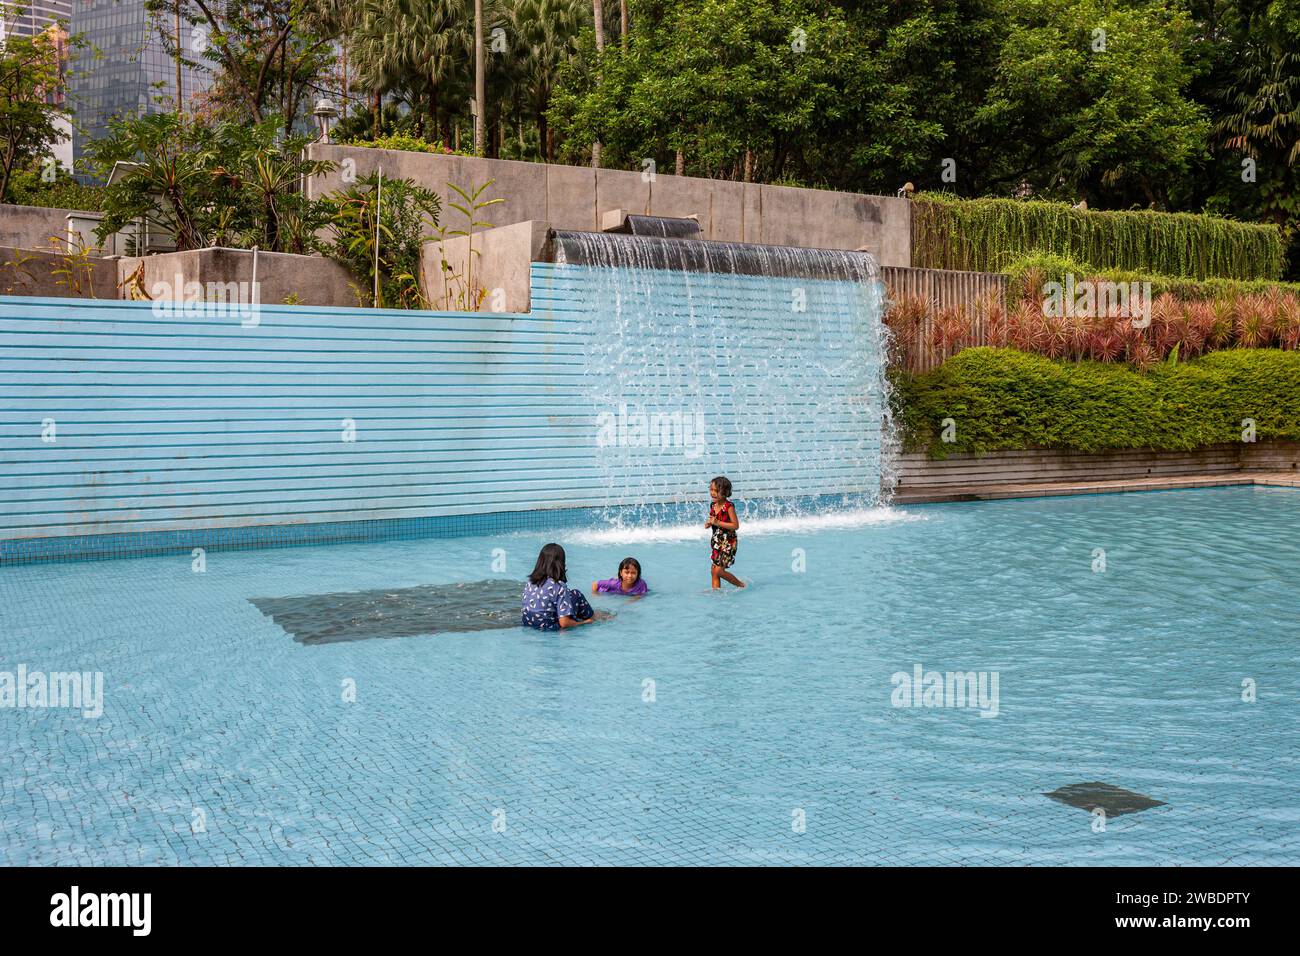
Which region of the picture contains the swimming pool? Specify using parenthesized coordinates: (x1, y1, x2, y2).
(3, 486, 1298, 865)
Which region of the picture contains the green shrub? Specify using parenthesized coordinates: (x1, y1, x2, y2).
(1003, 252, 1300, 303)
(895, 347, 1300, 456)
(912, 193, 1285, 281)
(5, 170, 105, 212)
(340, 133, 470, 157)
(320, 170, 441, 309)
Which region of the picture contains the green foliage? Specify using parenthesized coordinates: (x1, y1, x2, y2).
(0, 23, 76, 204)
(151, 0, 341, 127)
(339, 132, 470, 156)
(87, 114, 333, 254)
(913, 192, 1286, 280)
(321, 171, 442, 309)
(549, 0, 889, 181)
(969, 0, 1209, 206)
(1003, 252, 1300, 303)
(430, 180, 504, 310)
(895, 347, 1300, 456)
(5, 170, 104, 211)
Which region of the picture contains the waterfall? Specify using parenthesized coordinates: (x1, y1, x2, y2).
(546, 224, 893, 522)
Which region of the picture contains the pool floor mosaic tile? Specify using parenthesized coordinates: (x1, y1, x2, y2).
(2, 486, 1298, 865)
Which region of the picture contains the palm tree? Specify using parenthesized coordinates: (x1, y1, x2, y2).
(505, 0, 587, 161)
(352, 0, 478, 142)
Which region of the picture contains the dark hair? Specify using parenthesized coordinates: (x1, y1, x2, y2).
(529, 543, 567, 585)
(711, 475, 732, 498)
(618, 556, 642, 583)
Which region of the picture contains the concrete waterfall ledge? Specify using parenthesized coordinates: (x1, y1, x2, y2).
(894, 442, 1300, 503)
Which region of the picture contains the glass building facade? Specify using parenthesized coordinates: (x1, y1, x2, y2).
(0, 1, 72, 39)
(67, 0, 209, 171)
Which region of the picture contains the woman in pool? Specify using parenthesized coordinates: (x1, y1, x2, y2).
(591, 557, 648, 596)
(522, 543, 597, 630)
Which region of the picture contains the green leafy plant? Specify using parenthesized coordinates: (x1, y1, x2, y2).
(895, 347, 1300, 457)
(321, 170, 442, 309)
(47, 233, 99, 298)
(88, 114, 333, 254)
(432, 180, 504, 311)
(339, 132, 469, 156)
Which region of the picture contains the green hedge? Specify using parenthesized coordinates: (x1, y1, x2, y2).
(912, 193, 1285, 281)
(1002, 252, 1300, 303)
(895, 347, 1300, 456)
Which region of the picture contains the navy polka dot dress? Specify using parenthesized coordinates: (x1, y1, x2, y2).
(522, 578, 594, 631)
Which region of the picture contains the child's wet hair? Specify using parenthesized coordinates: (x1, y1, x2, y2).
(618, 556, 642, 583)
(711, 475, 732, 498)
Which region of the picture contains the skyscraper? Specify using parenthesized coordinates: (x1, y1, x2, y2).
(0, 1, 72, 40)
(67, 0, 209, 171)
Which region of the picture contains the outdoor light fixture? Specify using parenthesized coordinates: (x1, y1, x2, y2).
(313, 98, 339, 143)
(897, 182, 915, 198)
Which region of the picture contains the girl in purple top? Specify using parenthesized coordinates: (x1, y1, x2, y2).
(522, 543, 597, 631)
(591, 557, 648, 597)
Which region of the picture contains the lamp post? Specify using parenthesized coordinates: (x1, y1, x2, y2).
(313, 99, 339, 144)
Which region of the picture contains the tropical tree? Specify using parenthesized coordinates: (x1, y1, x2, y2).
(87, 114, 334, 253)
(504, 0, 587, 160)
(0, 21, 71, 204)
(151, 0, 341, 129)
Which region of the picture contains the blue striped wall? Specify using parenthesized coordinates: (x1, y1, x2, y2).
(0, 261, 884, 561)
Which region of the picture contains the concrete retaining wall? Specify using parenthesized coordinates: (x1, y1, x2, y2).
(0, 204, 88, 251)
(117, 248, 356, 308)
(306, 145, 913, 266)
(1, 246, 118, 298)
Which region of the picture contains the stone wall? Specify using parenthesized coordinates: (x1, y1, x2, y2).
(305, 145, 913, 267)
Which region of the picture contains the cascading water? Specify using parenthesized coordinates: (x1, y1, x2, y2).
(546, 223, 895, 524)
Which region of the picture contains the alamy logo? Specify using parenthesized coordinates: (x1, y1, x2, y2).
(1042, 273, 1152, 328)
(0, 664, 103, 718)
(890, 663, 1000, 718)
(151, 274, 262, 327)
(50, 886, 151, 936)
(595, 404, 706, 459)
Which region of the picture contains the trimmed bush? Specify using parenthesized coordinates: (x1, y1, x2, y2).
(912, 193, 1285, 281)
(895, 347, 1300, 456)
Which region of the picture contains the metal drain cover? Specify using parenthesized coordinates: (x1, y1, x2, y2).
(1044, 782, 1165, 817)
(250, 579, 523, 644)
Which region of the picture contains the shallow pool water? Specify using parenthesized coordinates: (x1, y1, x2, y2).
(3, 487, 1298, 865)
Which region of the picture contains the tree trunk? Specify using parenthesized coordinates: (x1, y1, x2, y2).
(474, 0, 486, 155)
(592, 0, 605, 168)
(620, 0, 628, 47)
(675, 149, 684, 176)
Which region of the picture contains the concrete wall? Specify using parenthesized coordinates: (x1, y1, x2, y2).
(426, 220, 549, 313)
(306, 145, 913, 266)
(118, 247, 356, 308)
(0, 204, 91, 251)
(1, 246, 118, 298)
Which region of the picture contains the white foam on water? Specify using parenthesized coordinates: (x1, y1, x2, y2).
(564, 506, 924, 546)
